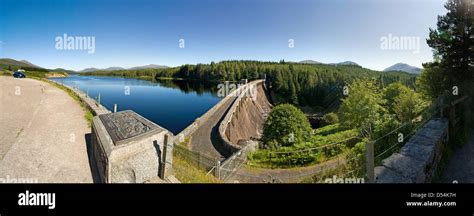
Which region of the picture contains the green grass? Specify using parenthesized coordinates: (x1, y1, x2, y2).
(248, 126, 359, 168)
(1, 70, 12, 76)
(314, 123, 345, 136)
(178, 136, 191, 148)
(172, 153, 221, 183)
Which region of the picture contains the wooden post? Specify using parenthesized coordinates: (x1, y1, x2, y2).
(160, 134, 169, 179)
(365, 141, 375, 183)
(114, 104, 117, 113)
(98, 93, 101, 105)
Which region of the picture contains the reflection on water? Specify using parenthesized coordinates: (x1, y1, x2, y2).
(50, 75, 221, 134)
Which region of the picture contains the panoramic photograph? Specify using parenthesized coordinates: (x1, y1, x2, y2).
(0, 0, 473, 213)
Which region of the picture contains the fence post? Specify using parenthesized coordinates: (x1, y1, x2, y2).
(365, 141, 375, 183)
(215, 160, 221, 180)
(160, 134, 169, 179)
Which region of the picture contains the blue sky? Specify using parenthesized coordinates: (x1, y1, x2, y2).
(0, 0, 447, 71)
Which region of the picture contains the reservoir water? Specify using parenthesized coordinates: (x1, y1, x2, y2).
(49, 75, 221, 134)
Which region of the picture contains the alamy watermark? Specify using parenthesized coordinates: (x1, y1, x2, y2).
(380, 33, 420, 54)
(18, 190, 55, 209)
(324, 175, 365, 184)
(217, 81, 257, 101)
(55, 33, 95, 54)
(0, 175, 38, 183)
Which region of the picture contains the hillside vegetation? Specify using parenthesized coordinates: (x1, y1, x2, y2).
(84, 60, 418, 111)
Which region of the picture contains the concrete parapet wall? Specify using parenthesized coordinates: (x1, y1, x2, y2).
(175, 83, 240, 143)
(375, 118, 448, 183)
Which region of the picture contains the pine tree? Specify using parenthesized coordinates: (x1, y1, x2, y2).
(427, 0, 474, 89)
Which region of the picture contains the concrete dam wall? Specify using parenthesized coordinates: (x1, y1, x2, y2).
(220, 81, 272, 149)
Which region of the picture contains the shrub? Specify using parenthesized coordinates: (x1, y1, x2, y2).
(322, 112, 339, 125)
(262, 103, 312, 148)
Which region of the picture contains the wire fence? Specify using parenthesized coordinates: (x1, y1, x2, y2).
(173, 144, 218, 171)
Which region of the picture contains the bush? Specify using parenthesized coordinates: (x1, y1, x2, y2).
(262, 103, 312, 148)
(322, 112, 339, 125)
(249, 128, 359, 168)
(314, 123, 343, 136)
(345, 139, 367, 177)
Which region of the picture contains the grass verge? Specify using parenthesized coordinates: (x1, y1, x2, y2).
(172, 152, 221, 183)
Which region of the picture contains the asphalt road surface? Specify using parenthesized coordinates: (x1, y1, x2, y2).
(0, 76, 93, 183)
(188, 97, 236, 161)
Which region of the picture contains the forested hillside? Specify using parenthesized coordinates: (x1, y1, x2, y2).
(84, 61, 417, 111)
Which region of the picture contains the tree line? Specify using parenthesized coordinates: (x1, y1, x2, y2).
(84, 61, 417, 111)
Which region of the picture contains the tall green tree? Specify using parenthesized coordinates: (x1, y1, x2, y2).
(426, 0, 474, 93)
(416, 62, 448, 99)
(382, 82, 411, 113)
(393, 89, 429, 123)
(338, 79, 385, 137)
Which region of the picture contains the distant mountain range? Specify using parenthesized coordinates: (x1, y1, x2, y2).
(0, 58, 169, 73)
(0, 58, 43, 70)
(299, 60, 361, 67)
(383, 63, 421, 74)
(299, 60, 321, 64)
(1, 58, 421, 74)
(78, 64, 168, 72)
(20, 60, 43, 68)
(299, 60, 421, 74)
(331, 61, 360, 66)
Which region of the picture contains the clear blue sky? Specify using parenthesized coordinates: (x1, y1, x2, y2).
(0, 0, 447, 71)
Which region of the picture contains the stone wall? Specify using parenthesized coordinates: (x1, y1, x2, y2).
(375, 118, 449, 183)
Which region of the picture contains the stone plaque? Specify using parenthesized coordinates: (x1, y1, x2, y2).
(99, 110, 157, 146)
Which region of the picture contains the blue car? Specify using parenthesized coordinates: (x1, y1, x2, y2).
(13, 71, 26, 78)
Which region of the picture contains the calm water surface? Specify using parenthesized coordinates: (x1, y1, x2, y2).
(50, 75, 221, 134)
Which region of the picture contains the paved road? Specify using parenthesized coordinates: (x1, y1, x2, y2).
(188, 97, 236, 161)
(0, 77, 93, 183)
(440, 132, 474, 183)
